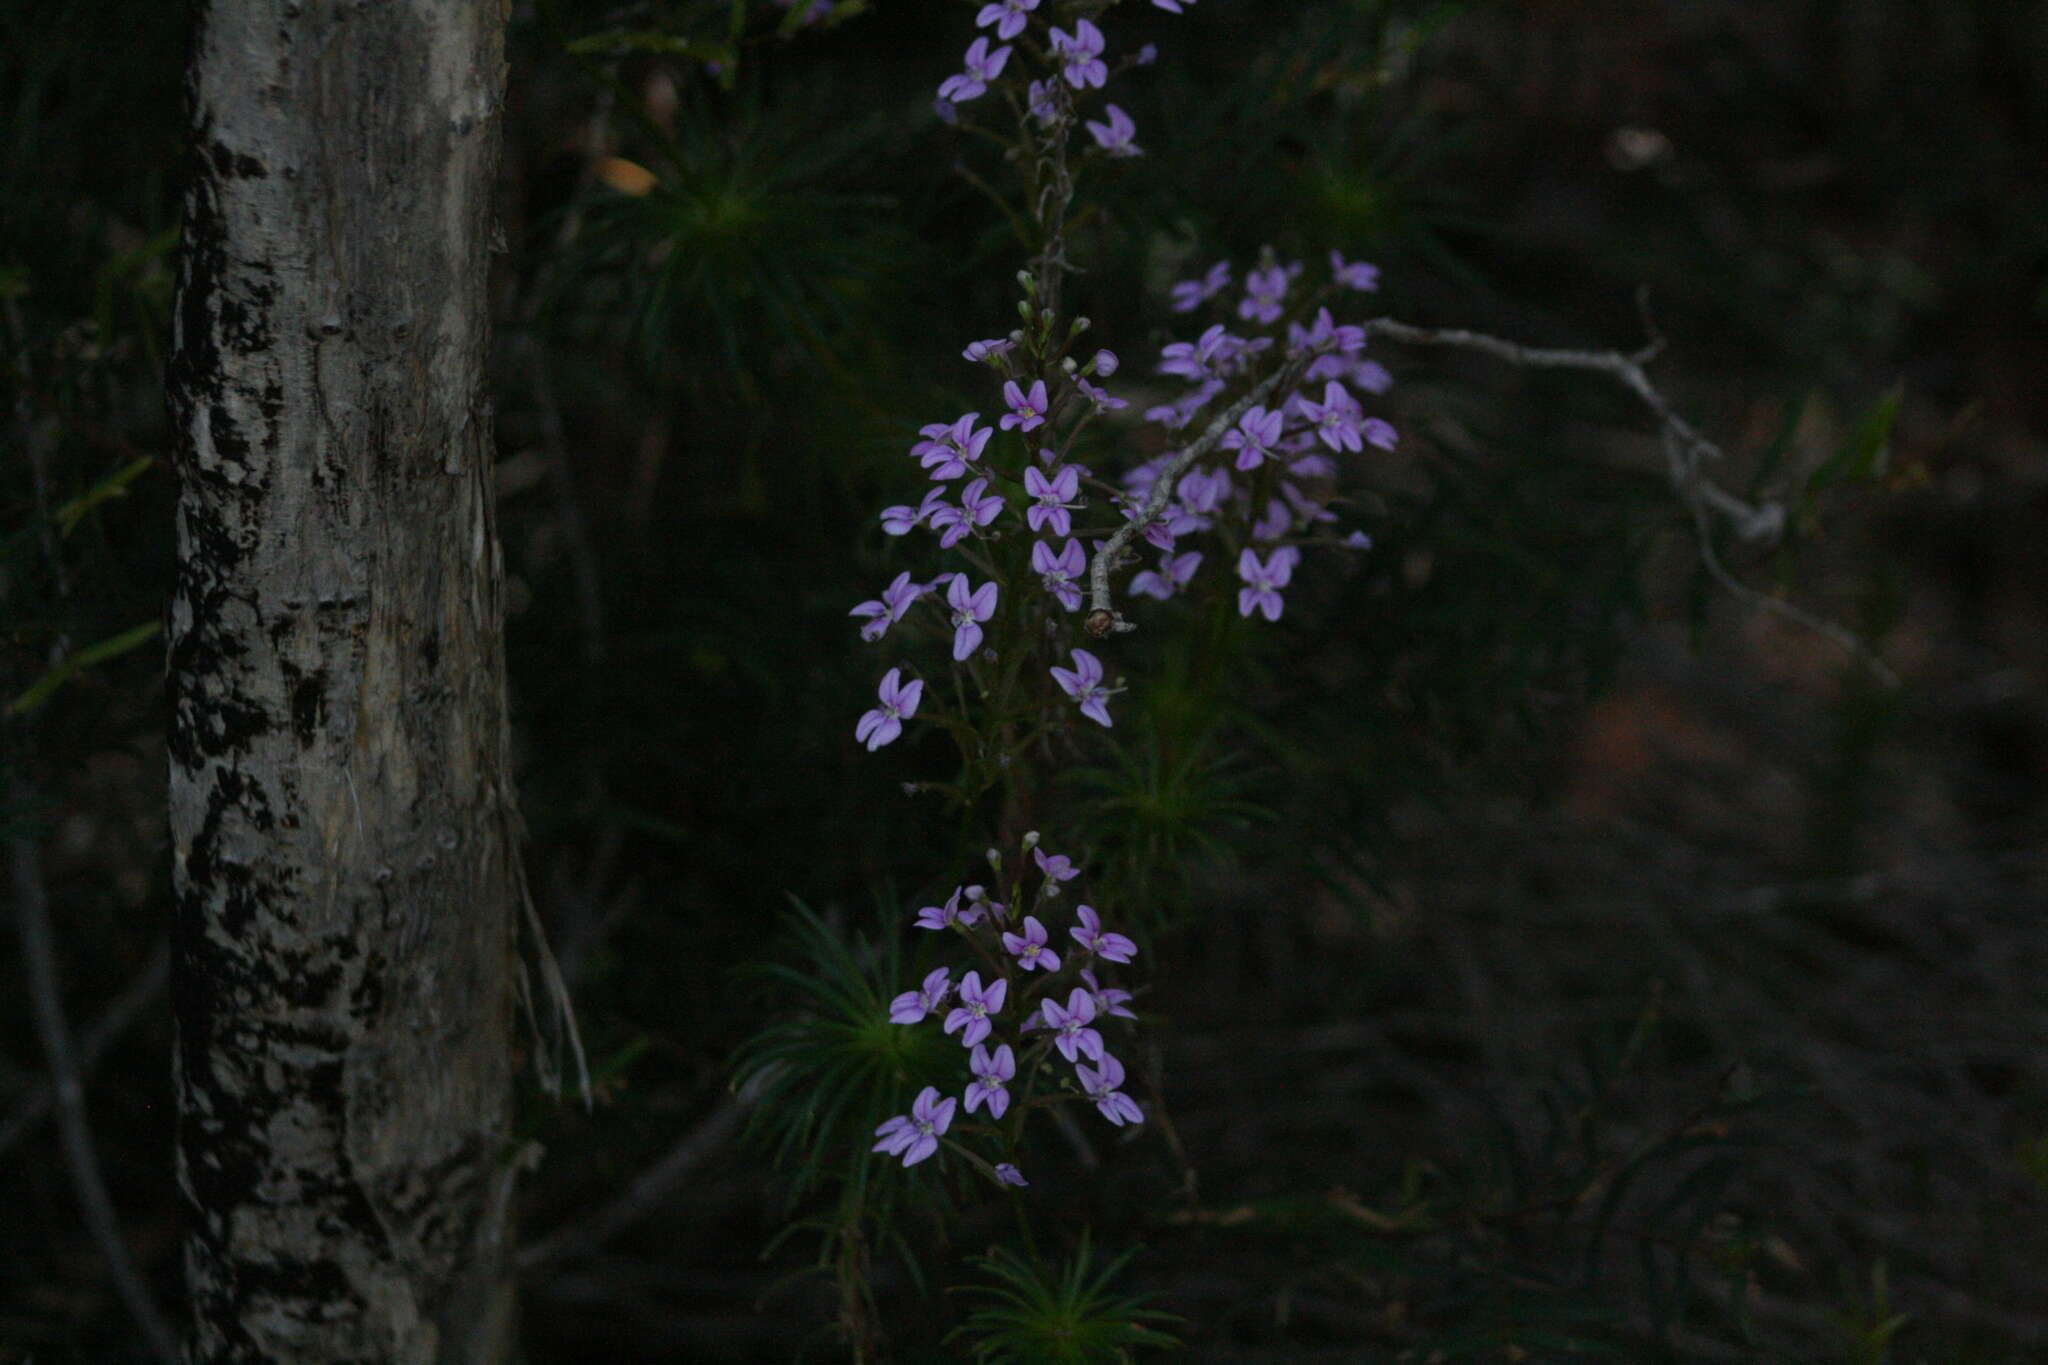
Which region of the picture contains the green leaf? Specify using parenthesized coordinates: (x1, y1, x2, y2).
(54, 454, 156, 536)
(7, 621, 162, 717)
(1805, 382, 1902, 495)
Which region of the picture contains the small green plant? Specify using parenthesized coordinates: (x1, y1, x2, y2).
(948, 1233, 1181, 1365)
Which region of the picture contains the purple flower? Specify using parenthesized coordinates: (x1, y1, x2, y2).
(1034, 847, 1080, 885)
(1031, 538, 1086, 611)
(960, 884, 1005, 920)
(850, 571, 921, 642)
(1301, 380, 1365, 453)
(1001, 914, 1062, 972)
(888, 966, 952, 1024)
(1070, 904, 1137, 963)
(1144, 378, 1223, 430)
(1170, 260, 1231, 313)
(940, 36, 1011, 103)
(1025, 464, 1082, 536)
(1175, 464, 1231, 515)
(1151, 0, 1195, 11)
(1282, 481, 1337, 529)
(944, 971, 1009, 1048)
(1085, 103, 1141, 157)
(1040, 986, 1105, 1064)
(872, 1085, 956, 1166)
(1239, 260, 1296, 325)
(963, 336, 1016, 363)
(1157, 323, 1233, 380)
(1076, 1054, 1143, 1126)
(999, 378, 1049, 432)
(1345, 530, 1374, 550)
(915, 886, 978, 930)
(974, 0, 1038, 41)
(964, 1043, 1016, 1118)
(1236, 546, 1298, 621)
(881, 487, 949, 536)
(1250, 499, 1290, 542)
(1090, 349, 1119, 377)
(1130, 549, 1202, 600)
(1080, 968, 1137, 1021)
(994, 1161, 1029, 1187)
(1221, 403, 1285, 471)
(856, 667, 924, 749)
(1075, 376, 1127, 412)
(1361, 416, 1398, 451)
(919, 411, 994, 480)
(945, 575, 999, 660)
(1049, 18, 1107, 89)
(1330, 249, 1381, 291)
(1289, 307, 1367, 360)
(930, 477, 1006, 548)
(1026, 78, 1061, 127)
(1051, 647, 1114, 728)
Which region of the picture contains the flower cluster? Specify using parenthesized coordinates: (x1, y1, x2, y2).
(873, 834, 1145, 1181)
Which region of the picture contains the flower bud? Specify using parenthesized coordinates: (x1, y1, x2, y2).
(1022, 830, 1040, 850)
(985, 847, 1003, 874)
(1061, 356, 1078, 373)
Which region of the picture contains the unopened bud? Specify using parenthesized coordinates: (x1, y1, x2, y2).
(1022, 830, 1041, 850)
(1061, 356, 1078, 373)
(1070, 316, 1091, 335)
(985, 847, 1003, 873)
(1016, 269, 1037, 295)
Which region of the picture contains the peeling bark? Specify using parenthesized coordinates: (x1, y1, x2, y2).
(166, 2, 519, 1361)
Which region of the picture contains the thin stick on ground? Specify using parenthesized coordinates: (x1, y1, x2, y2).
(6, 775, 180, 1363)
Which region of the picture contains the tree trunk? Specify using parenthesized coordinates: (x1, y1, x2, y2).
(166, 1, 519, 1360)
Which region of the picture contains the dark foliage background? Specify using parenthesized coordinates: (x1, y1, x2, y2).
(4, 0, 2046, 1360)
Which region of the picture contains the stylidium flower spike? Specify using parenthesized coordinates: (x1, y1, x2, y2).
(856, 667, 924, 750)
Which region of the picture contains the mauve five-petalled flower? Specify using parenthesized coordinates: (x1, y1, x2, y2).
(1034, 847, 1079, 886)
(964, 1042, 1016, 1118)
(856, 667, 923, 750)
(1076, 1054, 1144, 1126)
(946, 576, 999, 660)
(1000, 378, 1049, 432)
(1071, 904, 1137, 963)
(872, 1086, 956, 1166)
(881, 487, 947, 536)
(1002, 914, 1061, 972)
(1052, 647, 1114, 727)
(1085, 103, 1141, 157)
(1031, 538, 1086, 611)
(1237, 546, 1299, 622)
(1040, 987, 1105, 1063)
(849, 571, 920, 642)
(1049, 18, 1106, 88)
(944, 971, 1008, 1048)
(1221, 403, 1284, 471)
(888, 966, 951, 1024)
(939, 36, 1010, 103)
(930, 477, 1006, 548)
(1025, 464, 1082, 536)
(974, 0, 1037, 41)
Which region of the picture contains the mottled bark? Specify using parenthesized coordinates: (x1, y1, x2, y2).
(165, 2, 519, 1361)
